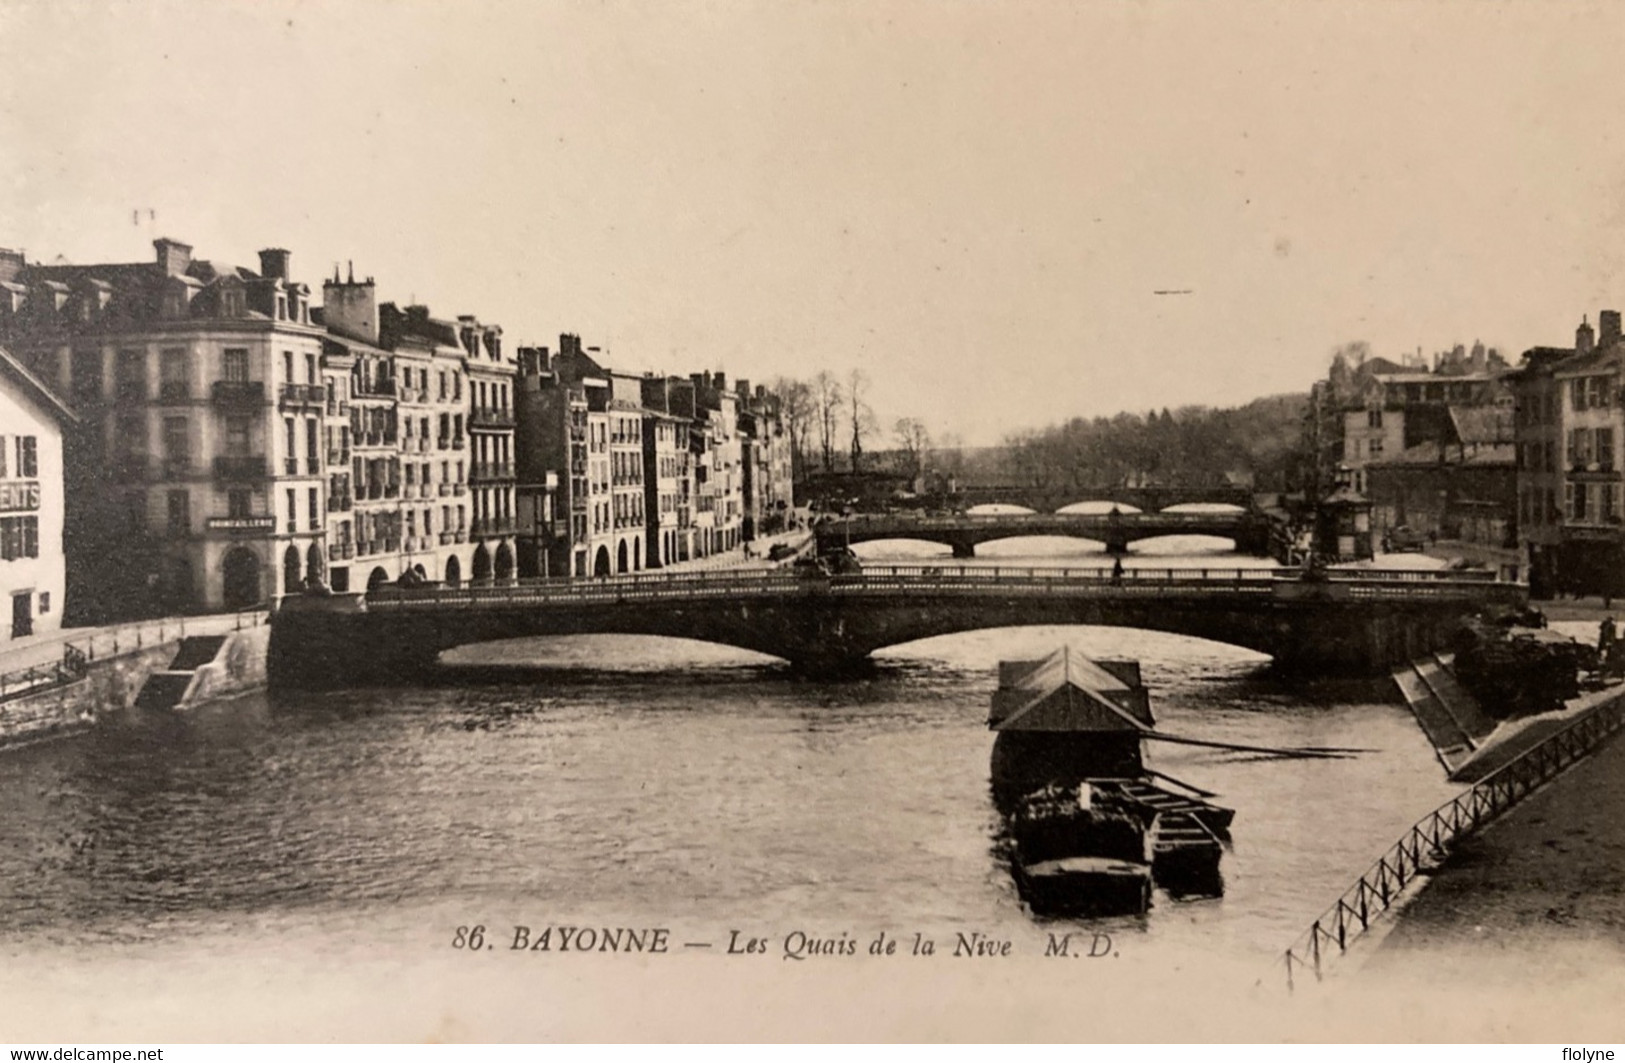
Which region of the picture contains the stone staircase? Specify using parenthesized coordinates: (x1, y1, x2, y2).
(1392, 652, 1495, 774)
(131, 636, 229, 711)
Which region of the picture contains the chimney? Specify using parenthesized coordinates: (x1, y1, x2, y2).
(1601, 310, 1621, 348)
(258, 248, 291, 279)
(322, 272, 378, 344)
(154, 237, 193, 277)
(0, 248, 23, 284)
(1578, 315, 1597, 354)
(736, 378, 751, 397)
(713, 372, 726, 391)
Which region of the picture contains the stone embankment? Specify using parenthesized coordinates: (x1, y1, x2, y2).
(0, 613, 270, 750)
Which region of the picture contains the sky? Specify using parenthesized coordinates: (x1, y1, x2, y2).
(3, 0, 1625, 445)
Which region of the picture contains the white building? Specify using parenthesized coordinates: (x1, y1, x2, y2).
(0, 345, 75, 640)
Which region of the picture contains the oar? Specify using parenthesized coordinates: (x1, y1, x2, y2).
(1140, 730, 1371, 759)
(1142, 766, 1222, 798)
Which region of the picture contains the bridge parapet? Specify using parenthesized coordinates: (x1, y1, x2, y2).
(269, 563, 1527, 691)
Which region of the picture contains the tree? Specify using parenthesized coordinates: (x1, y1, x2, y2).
(847, 368, 876, 473)
(894, 417, 931, 480)
(812, 370, 844, 472)
(768, 376, 814, 479)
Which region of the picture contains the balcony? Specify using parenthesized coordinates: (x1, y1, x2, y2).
(470, 462, 515, 483)
(284, 458, 299, 476)
(452, 483, 467, 496)
(214, 455, 267, 481)
(327, 449, 351, 467)
(327, 494, 353, 512)
(470, 406, 516, 429)
(158, 381, 192, 402)
(212, 380, 265, 407)
(438, 483, 451, 497)
(204, 514, 275, 536)
(439, 530, 454, 545)
(452, 436, 466, 450)
(470, 517, 515, 538)
(354, 378, 396, 398)
(325, 400, 350, 418)
(111, 455, 149, 482)
(278, 383, 325, 410)
(454, 529, 467, 544)
(384, 484, 400, 499)
(328, 542, 355, 561)
(383, 536, 402, 553)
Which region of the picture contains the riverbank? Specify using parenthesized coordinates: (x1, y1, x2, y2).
(1362, 704, 1625, 988)
(0, 612, 269, 750)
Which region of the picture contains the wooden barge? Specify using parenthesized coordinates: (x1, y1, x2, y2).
(988, 645, 1233, 915)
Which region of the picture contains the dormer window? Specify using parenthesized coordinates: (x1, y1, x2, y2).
(275, 295, 287, 321)
(222, 289, 245, 317)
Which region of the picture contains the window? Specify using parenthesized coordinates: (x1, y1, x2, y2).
(0, 516, 39, 560)
(286, 489, 297, 534)
(306, 419, 319, 467)
(160, 348, 189, 399)
(308, 487, 319, 530)
(166, 490, 189, 535)
(225, 415, 251, 457)
(71, 349, 103, 403)
(228, 489, 252, 518)
(18, 436, 37, 478)
(116, 349, 146, 399)
(39, 592, 49, 614)
(1601, 428, 1616, 471)
(306, 352, 318, 385)
(221, 348, 250, 384)
(283, 351, 295, 383)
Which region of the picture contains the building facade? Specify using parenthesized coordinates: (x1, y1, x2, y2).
(0, 239, 329, 620)
(0, 346, 74, 640)
(1514, 313, 1625, 597)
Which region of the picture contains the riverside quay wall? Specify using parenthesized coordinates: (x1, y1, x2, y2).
(0, 619, 271, 750)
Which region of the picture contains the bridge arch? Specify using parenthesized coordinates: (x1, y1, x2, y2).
(495, 542, 514, 580)
(617, 540, 629, 574)
(367, 566, 390, 591)
(594, 546, 612, 577)
(473, 544, 492, 581)
(445, 554, 461, 587)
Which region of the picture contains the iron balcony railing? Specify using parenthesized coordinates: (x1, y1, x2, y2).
(212, 380, 266, 406)
(470, 406, 516, 429)
(278, 383, 325, 409)
(470, 462, 515, 482)
(213, 456, 267, 481)
(1277, 692, 1625, 990)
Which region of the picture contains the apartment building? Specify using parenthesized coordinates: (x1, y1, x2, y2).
(1514, 313, 1625, 597)
(0, 239, 329, 620)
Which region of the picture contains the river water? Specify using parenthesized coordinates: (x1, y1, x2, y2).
(0, 532, 1465, 994)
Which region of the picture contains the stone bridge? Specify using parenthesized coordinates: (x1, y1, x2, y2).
(814, 511, 1274, 557)
(933, 484, 1259, 513)
(268, 565, 1526, 689)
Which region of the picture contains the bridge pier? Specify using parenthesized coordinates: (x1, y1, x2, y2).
(949, 540, 976, 559)
(1104, 535, 1130, 555)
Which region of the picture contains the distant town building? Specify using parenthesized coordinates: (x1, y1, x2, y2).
(0, 345, 75, 640)
(1512, 312, 1625, 597)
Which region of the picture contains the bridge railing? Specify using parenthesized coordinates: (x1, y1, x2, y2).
(1276, 689, 1625, 990)
(819, 511, 1253, 528)
(362, 563, 1521, 610)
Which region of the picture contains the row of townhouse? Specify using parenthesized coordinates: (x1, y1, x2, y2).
(513, 337, 795, 579)
(1512, 311, 1625, 597)
(0, 238, 517, 623)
